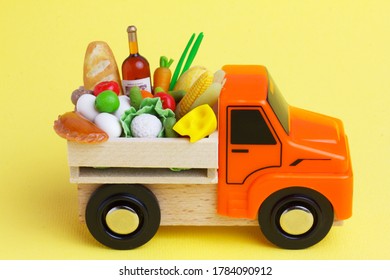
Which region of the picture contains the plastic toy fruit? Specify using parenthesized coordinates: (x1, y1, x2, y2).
(95, 90, 120, 113)
(93, 81, 121, 96)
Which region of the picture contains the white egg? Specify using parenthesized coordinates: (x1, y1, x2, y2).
(76, 94, 99, 121)
(94, 113, 122, 138)
(114, 95, 131, 119)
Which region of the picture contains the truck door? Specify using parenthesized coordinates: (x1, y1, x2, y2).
(226, 106, 281, 184)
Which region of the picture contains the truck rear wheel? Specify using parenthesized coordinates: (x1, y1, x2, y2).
(258, 187, 333, 249)
(85, 184, 160, 250)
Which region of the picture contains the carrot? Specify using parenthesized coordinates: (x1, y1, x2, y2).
(141, 90, 153, 99)
(153, 56, 174, 93)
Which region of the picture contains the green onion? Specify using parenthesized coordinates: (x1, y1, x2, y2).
(169, 33, 195, 91)
(181, 32, 204, 75)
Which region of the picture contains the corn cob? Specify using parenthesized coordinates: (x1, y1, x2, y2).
(175, 70, 213, 119)
(173, 65, 207, 92)
(189, 69, 226, 111)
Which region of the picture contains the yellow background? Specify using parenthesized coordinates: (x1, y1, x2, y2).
(1, 0, 389, 259)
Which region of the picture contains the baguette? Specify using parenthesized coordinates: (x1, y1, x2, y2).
(83, 41, 121, 93)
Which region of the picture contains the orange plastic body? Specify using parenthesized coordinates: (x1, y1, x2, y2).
(217, 65, 353, 221)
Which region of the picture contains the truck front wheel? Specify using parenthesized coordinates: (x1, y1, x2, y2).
(85, 184, 160, 250)
(258, 187, 333, 249)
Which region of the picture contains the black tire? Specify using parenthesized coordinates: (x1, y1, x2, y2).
(258, 187, 333, 249)
(85, 184, 160, 250)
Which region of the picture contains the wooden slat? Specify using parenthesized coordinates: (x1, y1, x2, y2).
(67, 132, 218, 169)
(70, 167, 218, 184)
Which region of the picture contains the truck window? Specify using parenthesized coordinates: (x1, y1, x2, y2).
(267, 75, 290, 134)
(230, 109, 276, 145)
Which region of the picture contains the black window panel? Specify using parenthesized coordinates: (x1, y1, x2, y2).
(231, 109, 276, 145)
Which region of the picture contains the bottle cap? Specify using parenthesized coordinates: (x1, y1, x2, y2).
(127, 25, 137, 33)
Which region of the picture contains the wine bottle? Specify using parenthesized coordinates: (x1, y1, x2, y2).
(121, 25, 152, 95)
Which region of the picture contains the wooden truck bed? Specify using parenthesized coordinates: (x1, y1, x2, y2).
(67, 131, 257, 226)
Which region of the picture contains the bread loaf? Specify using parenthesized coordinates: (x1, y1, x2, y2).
(83, 41, 121, 93)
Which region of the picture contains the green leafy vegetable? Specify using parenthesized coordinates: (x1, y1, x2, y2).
(120, 98, 175, 137)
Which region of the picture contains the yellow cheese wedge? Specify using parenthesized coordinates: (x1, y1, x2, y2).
(173, 104, 217, 143)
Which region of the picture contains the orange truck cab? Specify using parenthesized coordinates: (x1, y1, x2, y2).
(217, 65, 353, 249)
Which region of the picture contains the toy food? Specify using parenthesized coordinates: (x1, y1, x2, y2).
(114, 95, 131, 120)
(76, 93, 99, 122)
(129, 86, 143, 110)
(169, 32, 204, 90)
(120, 97, 174, 137)
(154, 92, 176, 111)
(173, 65, 207, 92)
(54, 111, 108, 143)
(181, 32, 204, 74)
(153, 56, 174, 92)
(83, 41, 122, 93)
(95, 90, 120, 113)
(94, 113, 122, 138)
(189, 69, 226, 111)
(71, 86, 93, 105)
(168, 89, 186, 103)
(173, 104, 217, 142)
(163, 116, 179, 138)
(140, 90, 153, 99)
(175, 70, 213, 119)
(131, 114, 162, 138)
(93, 81, 121, 96)
(155, 87, 186, 104)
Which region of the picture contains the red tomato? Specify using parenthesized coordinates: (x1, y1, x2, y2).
(155, 92, 176, 111)
(94, 81, 121, 96)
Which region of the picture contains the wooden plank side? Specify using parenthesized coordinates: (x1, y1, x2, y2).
(151, 183, 257, 226)
(77, 184, 257, 226)
(67, 132, 218, 169)
(69, 167, 218, 184)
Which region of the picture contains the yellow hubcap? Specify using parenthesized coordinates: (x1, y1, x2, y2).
(279, 206, 314, 235)
(106, 206, 140, 235)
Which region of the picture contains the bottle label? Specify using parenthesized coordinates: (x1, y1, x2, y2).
(122, 78, 152, 95)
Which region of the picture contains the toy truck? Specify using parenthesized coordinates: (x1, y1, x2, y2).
(66, 65, 353, 250)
